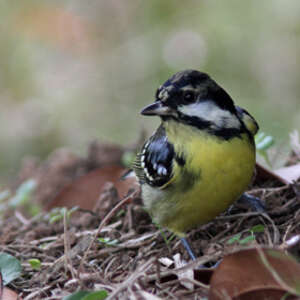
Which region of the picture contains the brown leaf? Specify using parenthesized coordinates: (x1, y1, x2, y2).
(255, 162, 289, 185)
(2, 287, 22, 300)
(46, 165, 138, 210)
(0, 274, 21, 300)
(209, 247, 300, 300)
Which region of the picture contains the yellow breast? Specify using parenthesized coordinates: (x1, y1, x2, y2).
(147, 120, 256, 236)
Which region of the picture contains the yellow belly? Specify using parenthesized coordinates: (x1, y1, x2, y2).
(143, 121, 256, 236)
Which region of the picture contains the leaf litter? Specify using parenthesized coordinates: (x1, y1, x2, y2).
(0, 138, 300, 299)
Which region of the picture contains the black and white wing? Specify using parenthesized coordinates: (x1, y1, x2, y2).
(133, 125, 174, 188)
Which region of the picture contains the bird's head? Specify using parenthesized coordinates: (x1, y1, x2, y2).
(141, 70, 242, 133)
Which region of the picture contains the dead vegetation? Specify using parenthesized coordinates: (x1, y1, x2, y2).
(0, 140, 300, 299)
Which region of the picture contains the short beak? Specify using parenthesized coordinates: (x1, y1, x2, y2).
(141, 101, 173, 116)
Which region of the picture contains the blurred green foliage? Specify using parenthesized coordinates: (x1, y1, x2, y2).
(227, 224, 265, 245)
(28, 258, 41, 270)
(0, 1, 300, 180)
(0, 178, 40, 216)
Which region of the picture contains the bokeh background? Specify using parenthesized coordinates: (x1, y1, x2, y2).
(1, 0, 300, 181)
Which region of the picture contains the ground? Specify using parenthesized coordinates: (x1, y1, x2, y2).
(0, 140, 299, 299)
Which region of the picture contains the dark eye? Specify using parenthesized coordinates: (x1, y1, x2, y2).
(183, 91, 195, 103)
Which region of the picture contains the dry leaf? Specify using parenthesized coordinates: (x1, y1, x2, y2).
(47, 165, 137, 210)
(255, 162, 289, 185)
(2, 287, 22, 300)
(173, 253, 194, 290)
(274, 163, 300, 184)
(209, 247, 300, 300)
(158, 257, 174, 268)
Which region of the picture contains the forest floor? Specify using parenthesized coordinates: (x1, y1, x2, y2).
(1, 140, 300, 300)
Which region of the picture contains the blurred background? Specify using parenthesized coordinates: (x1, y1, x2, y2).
(1, 0, 300, 181)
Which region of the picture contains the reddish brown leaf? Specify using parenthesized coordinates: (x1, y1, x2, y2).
(2, 287, 22, 300)
(255, 162, 289, 185)
(46, 165, 138, 210)
(209, 247, 300, 300)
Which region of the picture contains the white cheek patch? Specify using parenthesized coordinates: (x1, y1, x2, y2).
(178, 101, 241, 129)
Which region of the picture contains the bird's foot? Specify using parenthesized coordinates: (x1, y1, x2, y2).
(180, 237, 197, 261)
(236, 192, 266, 212)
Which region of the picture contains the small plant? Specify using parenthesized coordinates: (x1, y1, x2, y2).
(63, 290, 108, 300)
(0, 179, 40, 216)
(48, 206, 79, 224)
(28, 258, 41, 270)
(0, 253, 22, 285)
(227, 224, 265, 245)
(9, 179, 37, 208)
(255, 132, 275, 167)
(98, 237, 119, 247)
(153, 221, 176, 246)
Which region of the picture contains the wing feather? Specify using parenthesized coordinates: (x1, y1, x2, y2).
(133, 125, 174, 188)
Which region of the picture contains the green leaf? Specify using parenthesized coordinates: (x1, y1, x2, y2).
(98, 237, 119, 246)
(67, 206, 79, 218)
(49, 206, 78, 224)
(255, 132, 265, 142)
(255, 132, 275, 166)
(28, 203, 41, 216)
(239, 235, 256, 245)
(116, 209, 125, 218)
(250, 224, 265, 233)
(0, 252, 22, 285)
(9, 179, 37, 207)
(28, 258, 41, 270)
(82, 291, 108, 300)
(63, 291, 90, 300)
(167, 233, 177, 243)
(63, 291, 108, 300)
(153, 221, 171, 246)
(49, 214, 63, 224)
(227, 233, 242, 245)
(256, 135, 275, 151)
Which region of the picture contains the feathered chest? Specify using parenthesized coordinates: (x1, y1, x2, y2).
(134, 120, 255, 192)
(164, 120, 256, 190)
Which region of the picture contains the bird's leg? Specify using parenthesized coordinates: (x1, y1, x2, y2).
(181, 237, 220, 268)
(180, 237, 197, 261)
(181, 194, 265, 263)
(237, 192, 265, 212)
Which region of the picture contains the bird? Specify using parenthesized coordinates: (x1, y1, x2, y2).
(132, 70, 259, 260)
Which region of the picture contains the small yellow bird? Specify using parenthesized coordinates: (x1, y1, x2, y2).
(132, 70, 259, 259)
